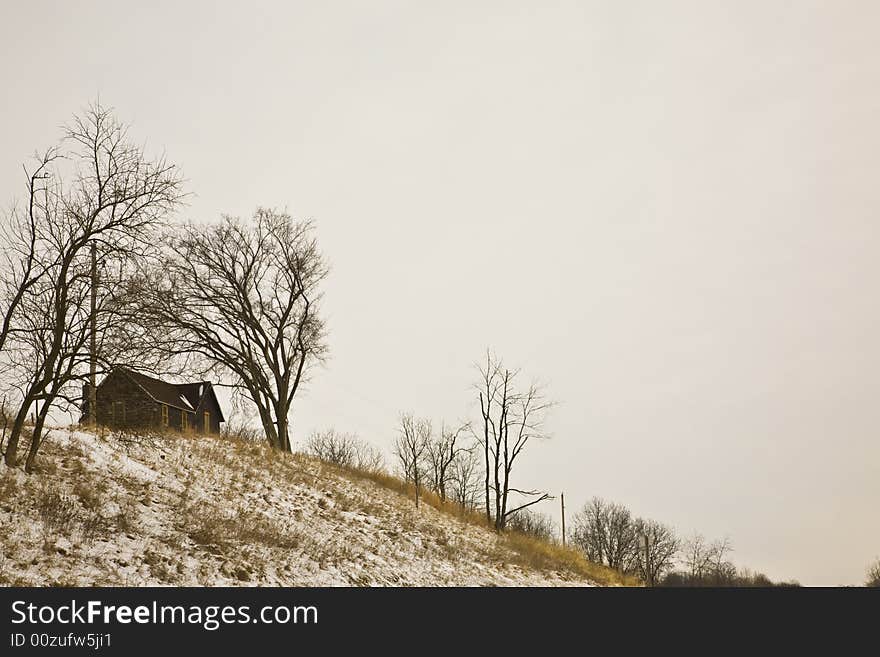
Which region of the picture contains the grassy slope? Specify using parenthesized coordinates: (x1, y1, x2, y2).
(0, 428, 635, 587)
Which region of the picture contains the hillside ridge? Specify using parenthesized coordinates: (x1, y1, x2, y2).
(0, 428, 629, 587)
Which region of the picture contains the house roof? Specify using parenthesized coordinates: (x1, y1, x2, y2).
(108, 367, 225, 422)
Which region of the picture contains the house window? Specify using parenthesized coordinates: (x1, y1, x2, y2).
(181, 411, 188, 432)
(161, 404, 169, 427)
(204, 411, 210, 432)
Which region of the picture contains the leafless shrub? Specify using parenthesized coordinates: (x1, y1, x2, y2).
(0, 469, 16, 504)
(221, 422, 265, 443)
(507, 509, 557, 542)
(306, 429, 356, 466)
(232, 506, 301, 549)
(352, 441, 385, 474)
(37, 488, 79, 536)
(111, 496, 139, 534)
(72, 480, 103, 512)
(78, 510, 105, 546)
(105, 428, 166, 452)
(306, 429, 385, 473)
(186, 503, 300, 550)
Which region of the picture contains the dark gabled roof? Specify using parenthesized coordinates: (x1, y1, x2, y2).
(106, 367, 225, 422)
(175, 382, 204, 411)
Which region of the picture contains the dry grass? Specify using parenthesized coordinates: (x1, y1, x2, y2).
(185, 503, 301, 550)
(37, 486, 79, 536)
(4, 426, 636, 586)
(72, 479, 104, 511)
(0, 469, 17, 506)
(143, 549, 180, 583)
(501, 532, 641, 586)
(315, 456, 637, 586)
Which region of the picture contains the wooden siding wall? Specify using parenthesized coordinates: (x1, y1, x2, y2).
(195, 392, 223, 434)
(95, 370, 159, 429)
(95, 372, 220, 434)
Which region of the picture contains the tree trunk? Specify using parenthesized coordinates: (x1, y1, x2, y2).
(25, 403, 51, 473)
(254, 401, 278, 448)
(483, 439, 491, 524)
(493, 449, 503, 530)
(275, 401, 291, 452)
(481, 393, 491, 525)
(499, 464, 512, 530)
(4, 398, 33, 467)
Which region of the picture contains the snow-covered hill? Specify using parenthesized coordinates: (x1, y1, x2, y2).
(0, 428, 627, 586)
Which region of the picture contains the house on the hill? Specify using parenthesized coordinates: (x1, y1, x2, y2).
(81, 367, 225, 433)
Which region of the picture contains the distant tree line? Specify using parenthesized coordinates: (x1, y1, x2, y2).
(569, 497, 800, 587)
(866, 558, 880, 587)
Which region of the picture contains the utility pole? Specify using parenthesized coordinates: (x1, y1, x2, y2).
(642, 533, 652, 587)
(88, 243, 97, 426)
(560, 492, 566, 546)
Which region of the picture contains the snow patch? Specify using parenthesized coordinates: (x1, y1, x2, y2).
(0, 427, 598, 587)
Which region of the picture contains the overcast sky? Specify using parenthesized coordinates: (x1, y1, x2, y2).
(2, 1, 879, 585)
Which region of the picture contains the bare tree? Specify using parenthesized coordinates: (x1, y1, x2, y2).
(683, 533, 714, 582)
(707, 537, 736, 585)
(0, 149, 60, 356)
(570, 497, 641, 572)
(676, 533, 737, 585)
(474, 350, 553, 530)
(603, 502, 641, 571)
(570, 497, 608, 564)
(393, 413, 431, 508)
(448, 444, 482, 511)
(135, 209, 328, 452)
(426, 421, 468, 502)
(633, 518, 680, 585)
(8, 245, 162, 471)
(1, 103, 184, 469)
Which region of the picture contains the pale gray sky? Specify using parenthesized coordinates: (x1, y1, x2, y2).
(2, 1, 878, 585)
